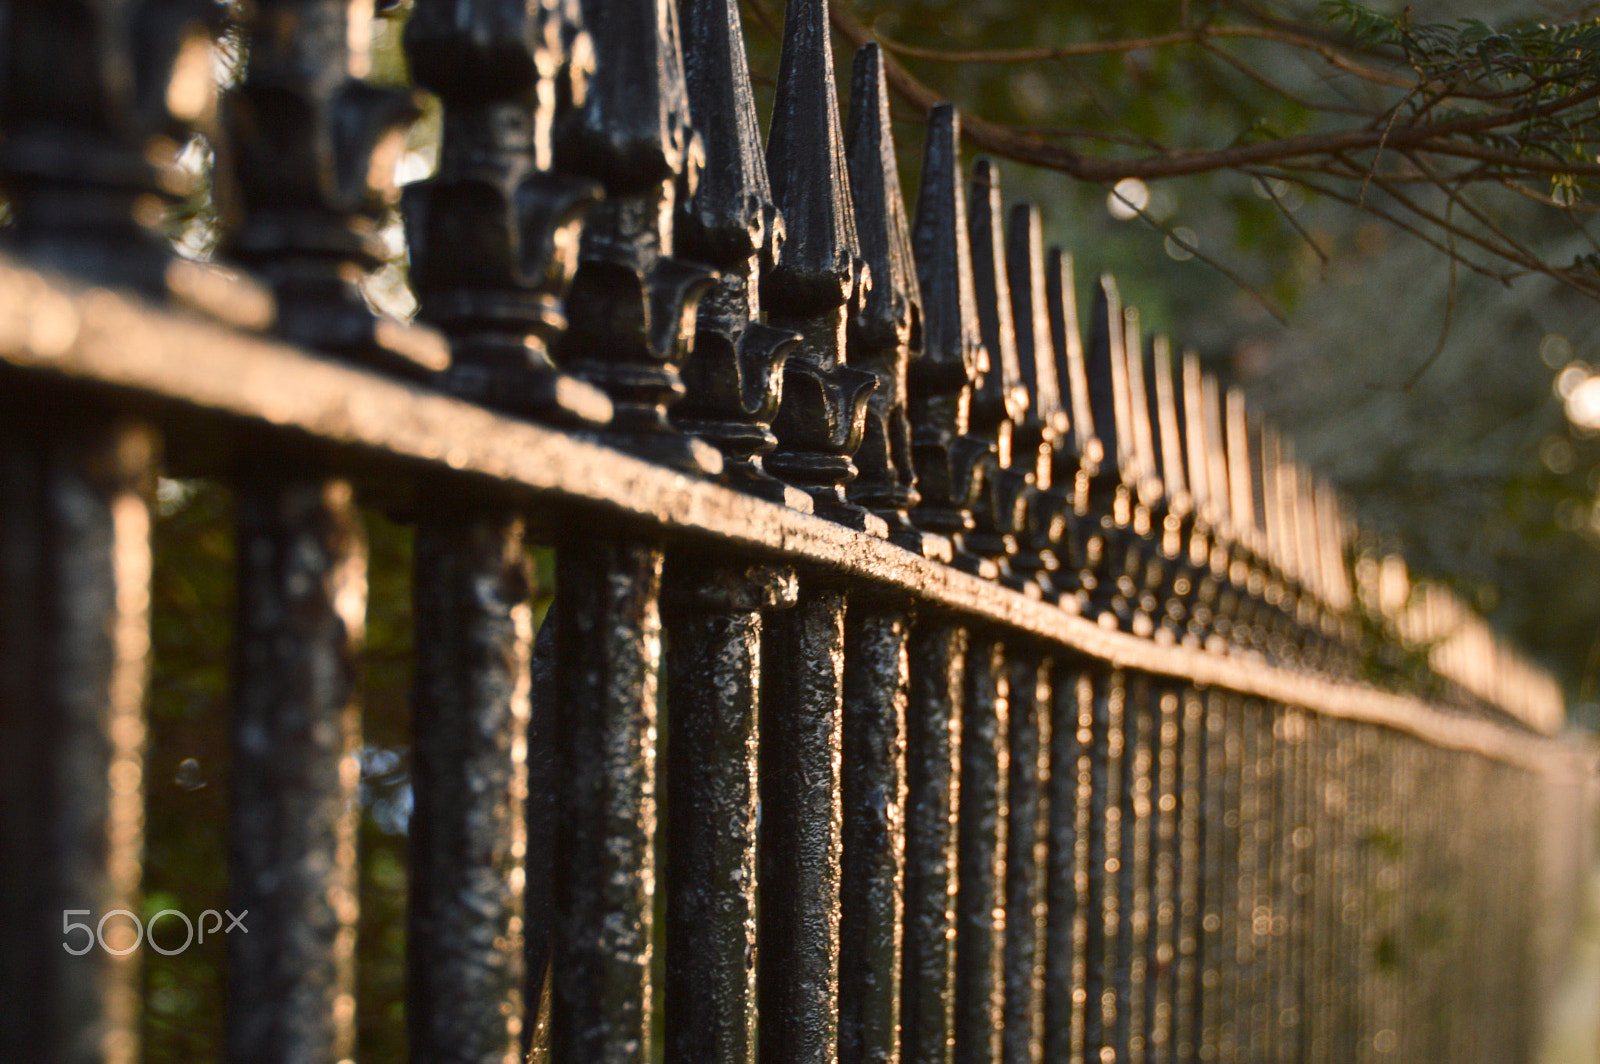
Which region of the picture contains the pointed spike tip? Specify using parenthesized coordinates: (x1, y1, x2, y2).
(1046, 248, 1099, 469)
(847, 40, 922, 353)
(766, 0, 859, 304)
(1007, 202, 1065, 436)
(1084, 272, 1130, 480)
(967, 157, 1025, 430)
(563, 0, 699, 193)
(912, 102, 983, 387)
(678, 0, 778, 263)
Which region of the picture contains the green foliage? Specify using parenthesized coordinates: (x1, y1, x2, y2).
(142, 479, 233, 1062)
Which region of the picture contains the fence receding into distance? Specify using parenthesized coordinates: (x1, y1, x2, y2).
(0, 1, 1595, 1063)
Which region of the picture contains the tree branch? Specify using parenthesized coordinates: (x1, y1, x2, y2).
(826, 0, 1600, 183)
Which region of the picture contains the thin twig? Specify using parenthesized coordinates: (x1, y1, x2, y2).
(1252, 171, 1330, 270)
(1399, 199, 1459, 391)
(874, 22, 1411, 88)
(828, 0, 1600, 183)
(1108, 184, 1291, 325)
(1199, 38, 1365, 116)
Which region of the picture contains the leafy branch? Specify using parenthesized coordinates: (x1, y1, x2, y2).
(765, 0, 1600, 312)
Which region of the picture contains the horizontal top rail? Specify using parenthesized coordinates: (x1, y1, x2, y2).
(0, 251, 1585, 775)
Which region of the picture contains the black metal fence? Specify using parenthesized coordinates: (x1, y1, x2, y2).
(0, 1, 1595, 1063)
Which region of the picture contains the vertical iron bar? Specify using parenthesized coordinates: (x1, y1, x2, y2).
(1114, 673, 1153, 1064)
(410, 513, 534, 1064)
(663, 559, 798, 1064)
(0, 4, 239, 1056)
(1273, 707, 1300, 1064)
(1243, 700, 1271, 1064)
(1196, 690, 1226, 1064)
(1305, 715, 1329, 1064)
(1083, 669, 1124, 1064)
(1216, 694, 1244, 1064)
(1332, 720, 1359, 1064)
(1003, 654, 1049, 1064)
(1043, 668, 1091, 1064)
(1146, 684, 1180, 1064)
(901, 618, 966, 1064)
(1245, 701, 1267, 1064)
(838, 595, 912, 1064)
(550, 533, 664, 1064)
(759, 583, 848, 1064)
(1353, 727, 1375, 1064)
(1173, 685, 1206, 1064)
(229, 476, 365, 1064)
(953, 633, 1007, 1064)
(0, 416, 155, 1064)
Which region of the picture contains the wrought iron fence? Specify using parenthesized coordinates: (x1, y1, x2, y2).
(0, 1, 1595, 1063)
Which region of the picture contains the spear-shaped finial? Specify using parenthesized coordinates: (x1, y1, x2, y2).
(1082, 273, 1147, 624)
(1171, 352, 1225, 644)
(1122, 305, 1167, 519)
(1119, 305, 1167, 633)
(1045, 249, 1105, 601)
(1144, 335, 1199, 638)
(0, 0, 266, 321)
(1047, 251, 1102, 487)
(965, 159, 1033, 592)
(1085, 276, 1135, 504)
(908, 105, 992, 574)
(1224, 387, 1262, 561)
(1194, 371, 1259, 649)
(763, 0, 884, 533)
(1254, 417, 1305, 654)
(846, 43, 938, 551)
(223, 0, 447, 377)
(554, 0, 722, 472)
(1007, 204, 1071, 603)
(1314, 479, 1353, 615)
(1201, 373, 1234, 549)
(1008, 208, 1069, 463)
(403, 0, 611, 423)
(1146, 338, 1192, 524)
(672, 0, 809, 508)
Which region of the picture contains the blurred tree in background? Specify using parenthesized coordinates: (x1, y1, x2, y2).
(138, 1, 1600, 1061)
(738, 0, 1600, 721)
